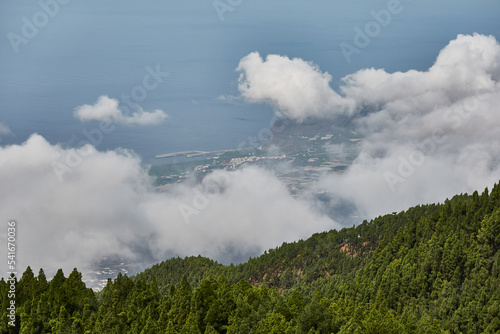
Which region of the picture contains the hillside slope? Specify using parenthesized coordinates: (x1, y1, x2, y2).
(2, 182, 499, 333)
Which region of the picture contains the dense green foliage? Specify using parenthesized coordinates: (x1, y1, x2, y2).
(1, 183, 500, 333)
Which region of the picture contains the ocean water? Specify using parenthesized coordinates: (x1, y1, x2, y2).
(1, 0, 499, 164)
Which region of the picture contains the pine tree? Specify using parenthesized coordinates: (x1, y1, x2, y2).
(51, 305, 71, 334)
(18, 266, 37, 307)
(165, 320, 179, 334)
(180, 312, 202, 334)
(192, 275, 217, 331)
(36, 268, 48, 294)
(168, 275, 192, 331)
(259, 310, 288, 334)
(204, 323, 218, 334)
(287, 290, 305, 319)
(140, 315, 159, 334)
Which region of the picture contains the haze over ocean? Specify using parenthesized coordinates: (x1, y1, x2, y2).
(2, 0, 499, 164)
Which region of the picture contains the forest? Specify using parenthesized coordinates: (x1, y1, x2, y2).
(1, 182, 499, 333)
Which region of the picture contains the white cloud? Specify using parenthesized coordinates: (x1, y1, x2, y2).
(236, 52, 355, 121)
(74, 95, 168, 126)
(0, 135, 337, 280)
(237, 34, 500, 124)
(236, 33, 500, 220)
(0, 123, 11, 141)
(312, 33, 500, 219)
(120, 108, 168, 126)
(339, 33, 499, 112)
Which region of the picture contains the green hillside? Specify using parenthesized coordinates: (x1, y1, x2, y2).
(2, 182, 499, 333)
(133, 201, 410, 293)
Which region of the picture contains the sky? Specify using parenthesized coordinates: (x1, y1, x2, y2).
(1, 0, 500, 280)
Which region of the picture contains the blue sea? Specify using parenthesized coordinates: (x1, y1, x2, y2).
(1, 0, 499, 165)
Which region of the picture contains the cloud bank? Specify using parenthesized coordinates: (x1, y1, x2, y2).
(237, 33, 500, 220)
(237, 34, 500, 123)
(74, 95, 167, 126)
(0, 135, 336, 278)
(320, 83, 500, 219)
(318, 34, 500, 218)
